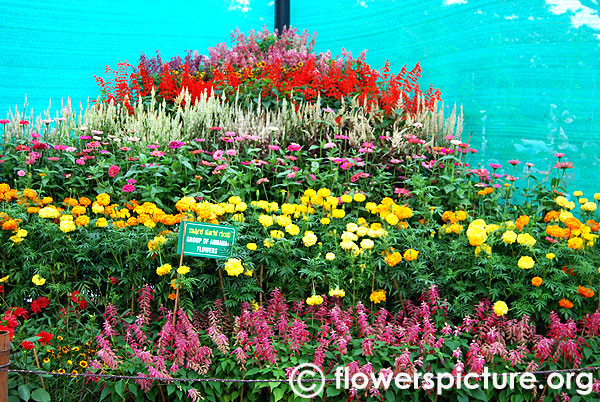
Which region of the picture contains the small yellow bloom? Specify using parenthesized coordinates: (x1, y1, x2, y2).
(246, 243, 257, 251)
(32, 274, 46, 286)
(546, 253, 555, 260)
(403, 249, 419, 261)
(177, 265, 190, 275)
(493, 301, 508, 316)
(325, 252, 335, 261)
(0, 276, 8, 283)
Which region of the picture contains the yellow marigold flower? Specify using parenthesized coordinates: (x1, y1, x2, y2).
(573, 191, 583, 197)
(270, 230, 285, 239)
(285, 224, 300, 236)
(177, 265, 190, 275)
(518, 256, 535, 270)
(579, 198, 589, 205)
(228, 196, 242, 205)
(264, 239, 274, 248)
(91, 202, 104, 214)
(493, 301, 508, 316)
(340, 240, 357, 251)
(516, 233, 536, 248)
(9, 235, 23, 244)
(384, 251, 403, 267)
(306, 295, 324, 306)
(581, 202, 597, 212)
(450, 223, 463, 234)
(329, 288, 345, 298)
(442, 211, 456, 223)
(302, 231, 318, 247)
(247, 243, 257, 251)
(466, 224, 487, 246)
(475, 244, 492, 256)
(356, 226, 368, 237)
(59, 219, 76, 233)
(0, 183, 9, 192)
(568, 237, 584, 250)
(546, 253, 555, 260)
(304, 189, 317, 198)
(340, 194, 352, 203)
(346, 223, 358, 232)
(32, 274, 46, 286)
(331, 209, 346, 219)
(96, 193, 110, 207)
(38, 206, 60, 219)
(317, 188, 331, 198)
(175, 196, 196, 212)
(325, 252, 335, 261)
(353, 193, 366, 202)
(341, 231, 358, 242)
(27, 207, 40, 214)
(385, 214, 399, 226)
(486, 224, 500, 234)
(320, 217, 330, 225)
(502, 230, 517, 244)
(404, 249, 419, 261)
(243, 268, 253, 277)
(156, 263, 172, 276)
(16, 229, 27, 238)
(0, 276, 9, 283)
(258, 214, 273, 228)
(224, 258, 244, 277)
(360, 239, 374, 250)
(96, 218, 108, 228)
(370, 289, 386, 304)
(594, 193, 600, 201)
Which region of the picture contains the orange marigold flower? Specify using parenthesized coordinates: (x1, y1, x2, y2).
(27, 206, 40, 214)
(442, 211, 457, 223)
(168, 293, 177, 300)
(531, 277, 543, 287)
(516, 215, 530, 231)
(577, 285, 595, 298)
(544, 211, 560, 223)
(22, 188, 37, 200)
(78, 197, 92, 207)
(63, 197, 79, 207)
(0, 183, 10, 193)
(96, 193, 110, 207)
(126, 217, 138, 226)
(71, 206, 86, 216)
(559, 299, 573, 309)
(546, 225, 569, 239)
(568, 237, 584, 250)
(587, 219, 600, 232)
(1, 219, 18, 231)
(564, 217, 583, 231)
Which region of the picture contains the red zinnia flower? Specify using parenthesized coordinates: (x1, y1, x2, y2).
(31, 297, 50, 314)
(20, 341, 35, 350)
(36, 330, 53, 346)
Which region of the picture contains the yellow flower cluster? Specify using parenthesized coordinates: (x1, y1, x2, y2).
(325, 252, 335, 261)
(39, 206, 60, 219)
(177, 265, 190, 275)
(302, 231, 318, 247)
(370, 289, 386, 304)
(9, 228, 27, 244)
(466, 220, 488, 246)
(224, 258, 244, 277)
(555, 196, 575, 211)
(329, 288, 345, 298)
(59, 215, 76, 233)
(156, 263, 172, 276)
(306, 295, 324, 305)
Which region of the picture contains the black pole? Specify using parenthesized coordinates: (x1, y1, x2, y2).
(274, 0, 290, 33)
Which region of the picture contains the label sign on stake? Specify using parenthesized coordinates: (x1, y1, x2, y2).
(176, 221, 237, 259)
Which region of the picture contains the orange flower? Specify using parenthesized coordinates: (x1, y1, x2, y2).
(516, 215, 530, 231)
(531, 277, 543, 287)
(27, 207, 40, 214)
(0, 183, 10, 193)
(559, 299, 573, 309)
(78, 197, 92, 207)
(546, 225, 570, 239)
(564, 217, 583, 231)
(168, 293, 177, 300)
(562, 266, 576, 276)
(22, 188, 37, 200)
(1, 219, 18, 231)
(568, 237, 584, 250)
(587, 219, 600, 232)
(63, 197, 79, 207)
(442, 211, 457, 224)
(71, 206, 86, 216)
(544, 211, 560, 223)
(577, 285, 595, 298)
(126, 217, 138, 226)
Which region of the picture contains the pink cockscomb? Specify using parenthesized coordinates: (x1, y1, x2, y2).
(108, 165, 120, 178)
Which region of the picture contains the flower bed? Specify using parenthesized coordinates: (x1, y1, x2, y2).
(0, 28, 599, 401)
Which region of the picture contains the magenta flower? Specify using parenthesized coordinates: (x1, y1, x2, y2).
(285, 155, 297, 161)
(287, 143, 301, 152)
(508, 159, 521, 166)
(554, 152, 565, 159)
(268, 145, 281, 151)
(209, 126, 222, 131)
(17, 170, 26, 177)
(31, 132, 41, 139)
(108, 165, 120, 178)
(287, 171, 297, 179)
(220, 136, 234, 143)
(225, 149, 237, 156)
(168, 141, 185, 149)
(335, 134, 349, 140)
(150, 151, 166, 157)
(489, 163, 502, 170)
(126, 179, 137, 185)
(525, 162, 534, 168)
(555, 161, 574, 170)
(120, 147, 131, 151)
(19, 120, 29, 126)
(80, 135, 91, 140)
(147, 144, 159, 149)
(47, 157, 60, 162)
(0, 119, 10, 124)
(194, 138, 206, 142)
(75, 158, 85, 165)
(308, 174, 316, 181)
(444, 134, 454, 140)
(122, 184, 136, 193)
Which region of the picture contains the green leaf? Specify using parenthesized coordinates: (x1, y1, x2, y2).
(272, 387, 285, 402)
(18, 385, 30, 402)
(114, 381, 125, 397)
(31, 388, 51, 402)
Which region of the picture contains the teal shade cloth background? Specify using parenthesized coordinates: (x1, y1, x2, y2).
(1, 0, 598, 193)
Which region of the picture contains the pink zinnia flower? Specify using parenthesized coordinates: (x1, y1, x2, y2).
(220, 136, 234, 143)
(489, 163, 502, 170)
(122, 184, 135, 193)
(150, 151, 166, 157)
(75, 158, 85, 165)
(508, 159, 521, 166)
(213, 150, 224, 160)
(324, 142, 336, 149)
(209, 126, 222, 131)
(555, 161, 573, 170)
(257, 178, 269, 185)
(108, 165, 120, 178)
(335, 134, 349, 140)
(126, 179, 137, 185)
(0, 119, 9, 124)
(308, 174, 316, 181)
(65, 147, 76, 152)
(168, 141, 185, 149)
(287, 143, 302, 152)
(287, 171, 297, 179)
(47, 157, 60, 161)
(31, 132, 41, 139)
(285, 155, 297, 161)
(225, 149, 237, 156)
(525, 162, 534, 168)
(147, 144, 159, 149)
(554, 152, 565, 159)
(444, 134, 454, 140)
(19, 120, 29, 126)
(268, 145, 281, 151)
(194, 138, 206, 142)
(120, 147, 131, 151)
(17, 170, 26, 177)
(80, 135, 91, 140)
(91, 130, 103, 135)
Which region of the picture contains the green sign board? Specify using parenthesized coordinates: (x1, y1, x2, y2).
(176, 221, 237, 259)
